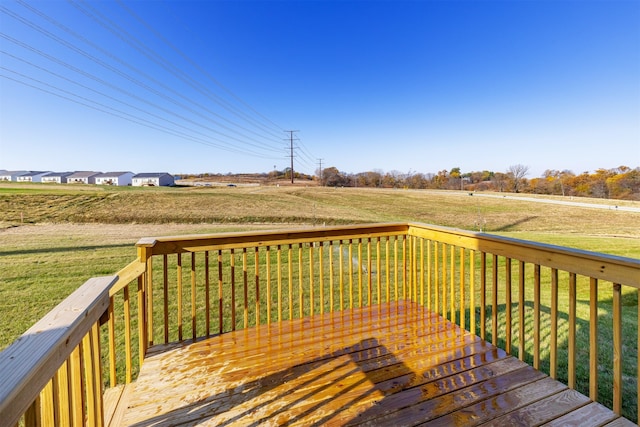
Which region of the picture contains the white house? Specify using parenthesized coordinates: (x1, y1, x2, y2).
(66, 171, 101, 184)
(132, 173, 174, 187)
(41, 172, 74, 184)
(94, 172, 134, 186)
(16, 171, 51, 183)
(0, 171, 28, 181)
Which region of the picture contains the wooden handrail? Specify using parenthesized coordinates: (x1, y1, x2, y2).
(407, 223, 640, 288)
(110, 259, 146, 296)
(0, 276, 116, 427)
(135, 223, 409, 255)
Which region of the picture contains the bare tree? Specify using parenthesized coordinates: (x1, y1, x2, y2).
(507, 164, 530, 193)
(492, 172, 508, 192)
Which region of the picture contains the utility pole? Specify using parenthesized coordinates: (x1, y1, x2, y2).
(317, 158, 324, 186)
(285, 130, 298, 184)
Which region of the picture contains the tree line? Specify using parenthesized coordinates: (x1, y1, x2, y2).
(317, 165, 640, 201)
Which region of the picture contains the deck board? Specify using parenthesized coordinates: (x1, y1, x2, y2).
(115, 301, 627, 426)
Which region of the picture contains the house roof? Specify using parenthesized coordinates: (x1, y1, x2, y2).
(67, 171, 101, 178)
(95, 172, 133, 178)
(20, 171, 50, 177)
(133, 173, 173, 178)
(0, 170, 28, 177)
(43, 172, 74, 177)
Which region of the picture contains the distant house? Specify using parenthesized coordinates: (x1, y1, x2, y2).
(0, 170, 28, 181)
(16, 171, 51, 183)
(67, 171, 101, 184)
(41, 172, 74, 184)
(94, 172, 134, 186)
(132, 173, 174, 187)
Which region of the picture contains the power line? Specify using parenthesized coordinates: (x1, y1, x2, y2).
(0, 70, 282, 159)
(1, 0, 295, 167)
(3, 3, 283, 151)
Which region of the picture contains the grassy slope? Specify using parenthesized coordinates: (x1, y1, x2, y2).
(2, 183, 638, 346)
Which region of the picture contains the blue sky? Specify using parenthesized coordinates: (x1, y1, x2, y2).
(1, 0, 638, 177)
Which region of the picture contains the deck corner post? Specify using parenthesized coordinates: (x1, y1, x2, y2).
(137, 245, 154, 352)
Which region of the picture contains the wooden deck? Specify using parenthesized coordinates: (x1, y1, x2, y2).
(110, 301, 632, 426)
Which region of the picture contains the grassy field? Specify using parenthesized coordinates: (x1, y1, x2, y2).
(1, 182, 639, 347)
(1, 182, 639, 418)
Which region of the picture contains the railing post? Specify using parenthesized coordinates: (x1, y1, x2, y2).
(137, 245, 153, 357)
(613, 282, 622, 415)
(589, 277, 598, 399)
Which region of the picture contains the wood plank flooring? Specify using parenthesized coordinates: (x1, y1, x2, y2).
(115, 301, 632, 426)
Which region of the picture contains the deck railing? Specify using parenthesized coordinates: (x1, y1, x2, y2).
(1, 222, 639, 426)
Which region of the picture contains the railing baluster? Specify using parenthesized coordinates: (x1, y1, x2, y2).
(450, 245, 455, 324)
(339, 240, 344, 309)
(242, 248, 248, 330)
(69, 345, 84, 426)
(518, 261, 525, 361)
(394, 237, 398, 302)
(505, 258, 512, 354)
(568, 272, 577, 388)
(277, 245, 282, 322)
(177, 253, 183, 340)
(217, 250, 223, 334)
(329, 241, 335, 311)
(349, 239, 354, 308)
(124, 285, 132, 383)
(459, 248, 466, 331)
(367, 238, 372, 306)
(427, 240, 432, 312)
(298, 244, 303, 318)
(54, 361, 70, 426)
(442, 243, 447, 319)
(91, 323, 104, 426)
(412, 236, 417, 303)
(266, 246, 271, 324)
(163, 255, 169, 343)
(402, 235, 407, 301)
(230, 249, 236, 331)
(205, 251, 210, 336)
(358, 239, 363, 307)
(25, 397, 40, 427)
(309, 244, 315, 315)
(492, 254, 498, 347)
(192, 252, 197, 340)
(288, 244, 293, 320)
(550, 268, 558, 378)
(589, 277, 598, 399)
(385, 237, 390, 303)
(613, 282, 622, 415)
(319, 243, 325, 313)
(254, 248, 260, 326)
(377, 238, 382, 305)
(533, 264, 541, 369)
(469, 250, 475, 336)
(480, 252, 486, 341)
(108, 296, 116, 387)
(137, 275, 146, 365)
(51, 367, 61, 426)
(420, 240, 425, 307)
(146, 256, 154, 347)
(81, 333, 96, 426)
(434, 241, 439, 316)
(41, 380, 54, 426)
